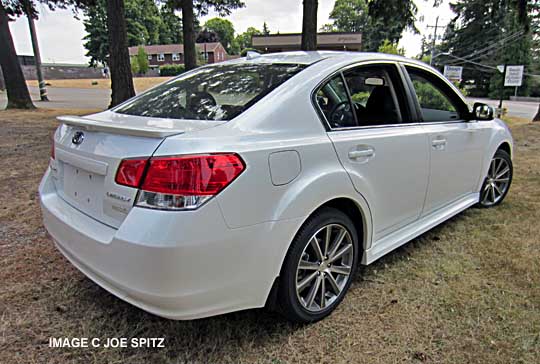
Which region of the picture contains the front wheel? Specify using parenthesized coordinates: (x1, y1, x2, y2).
(478, 149, 513, 208)
(276, 207, 359, 323)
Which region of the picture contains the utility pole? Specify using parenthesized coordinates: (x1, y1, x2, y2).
(427, 16, 441, 66)
(24, 0, 48, 101)
(498, 64, 507, 115)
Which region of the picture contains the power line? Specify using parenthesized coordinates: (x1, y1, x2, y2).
(445, 31, 525, 65)
(438, 53, 540, 78)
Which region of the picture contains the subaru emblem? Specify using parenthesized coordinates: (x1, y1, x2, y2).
(72, 131, 85, 145)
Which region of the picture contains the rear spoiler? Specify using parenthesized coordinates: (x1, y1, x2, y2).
(57, 115, 183, 138)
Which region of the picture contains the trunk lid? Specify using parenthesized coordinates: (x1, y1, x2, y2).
(51, 111, 225, 228)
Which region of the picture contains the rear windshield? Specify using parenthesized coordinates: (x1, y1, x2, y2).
(115, 63, 306, 121)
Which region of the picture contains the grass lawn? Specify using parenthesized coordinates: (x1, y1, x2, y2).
(26, 77, 171, 93)
(0, 109, 539, 364)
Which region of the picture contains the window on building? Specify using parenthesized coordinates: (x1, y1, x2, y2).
(147, 54, 152, 61)
(172, 53, 180, 61)
(157, 53, 165, 62)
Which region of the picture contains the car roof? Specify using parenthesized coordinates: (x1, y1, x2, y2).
(224, 51, 425, 67)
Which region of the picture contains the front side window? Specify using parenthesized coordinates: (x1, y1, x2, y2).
(158, 53, 165, 62)
(406, 67, 464, 122)
(115, 63, 306, 121)
(172, 53, 180, 61)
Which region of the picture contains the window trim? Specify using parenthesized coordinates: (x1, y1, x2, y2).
(157, 53, 165, 62)
(401, 62, 471, 123)
(311, 60, 414, 131)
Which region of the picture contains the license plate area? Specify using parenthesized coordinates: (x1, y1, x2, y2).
(62, 163, 105, 217)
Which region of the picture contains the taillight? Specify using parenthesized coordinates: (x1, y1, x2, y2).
(115, 154, 245, 210)
(115, 158, 148, 188)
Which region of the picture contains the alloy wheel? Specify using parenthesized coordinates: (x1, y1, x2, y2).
(295, 224, 354, 312)
(481, 157, 511, 206)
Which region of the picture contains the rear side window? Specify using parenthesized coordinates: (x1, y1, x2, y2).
(316, 75, 357, 128)
(115, 63, 306, 121)
(343, 65, 406, 126)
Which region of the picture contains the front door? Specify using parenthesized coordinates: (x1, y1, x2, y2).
(404, 65, 487, 214)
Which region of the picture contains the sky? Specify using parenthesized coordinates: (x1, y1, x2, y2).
(9, 0, 454, 65)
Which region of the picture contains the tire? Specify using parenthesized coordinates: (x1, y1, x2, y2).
(477, 149, 513, 208)
(276, 207, 359, 323)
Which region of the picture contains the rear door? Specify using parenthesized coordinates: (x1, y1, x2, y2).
(403, 65, 488, 214)
(319, 62, 430, 241)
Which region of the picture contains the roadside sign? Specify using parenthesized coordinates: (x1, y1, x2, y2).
(504, 65, 524, 87)
(443, 65, 463, 81)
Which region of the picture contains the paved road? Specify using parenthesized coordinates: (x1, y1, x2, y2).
(1, 87, 538, 120)
(467, 98, 539, 120)
(0, 86, 110, 111)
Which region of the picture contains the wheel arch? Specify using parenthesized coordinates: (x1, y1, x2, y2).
(265, 196, 371, 311)
(497, 141, 512, 158)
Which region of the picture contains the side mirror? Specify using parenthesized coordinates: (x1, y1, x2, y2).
(472, 102, 494, 121)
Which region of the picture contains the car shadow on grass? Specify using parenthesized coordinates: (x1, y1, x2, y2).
(54, 207, 485, 363)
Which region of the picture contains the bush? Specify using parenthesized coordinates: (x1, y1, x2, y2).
(130, 56, 139, 75)
(136, 46, 149, 75)
(159, 64, 186, 76)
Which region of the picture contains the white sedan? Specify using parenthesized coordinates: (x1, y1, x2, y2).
(39, 51, 513, 323)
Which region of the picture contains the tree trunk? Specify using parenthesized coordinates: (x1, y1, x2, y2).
(181, 0, 197, 71)
(0, 2, 34, 109)
(24, 0, 48, 101)
(106, 0, 135, 108)
(301, 0, 318, 51)
(534, 104, 540, 122)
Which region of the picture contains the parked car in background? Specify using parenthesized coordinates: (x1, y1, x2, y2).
(40, 51, 513, 323)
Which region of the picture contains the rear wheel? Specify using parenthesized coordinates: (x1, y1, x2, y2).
(277, 207, 359, 323)
(478, 149, 512, 207)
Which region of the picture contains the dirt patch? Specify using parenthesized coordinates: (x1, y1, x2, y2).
(1, 110, 539, 363)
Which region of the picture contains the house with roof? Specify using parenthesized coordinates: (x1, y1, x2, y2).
(128, 42, 228, 68)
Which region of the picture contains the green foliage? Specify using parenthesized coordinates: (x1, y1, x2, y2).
(130, 56, 139, 75)
(204, 17, 235, 53)
(234, 27, 261, 53)
(366, 0, 417, 51)
(350, 91, 370, 105)
(262, 22, 270, 35)
(83, 0, 182, 66)
(158, 4, 183, 44)
(452, 81, 469, 97)
(190, 0, 244, 18)
(322, 0, 369, 33)
(439, 0, 538, 98)
(321, 0, 417, 51)
(412, 80, 455, 111)
(377, 39, 404, 55)
(159, 64, 185, 76)
(136, 46, 149, 74)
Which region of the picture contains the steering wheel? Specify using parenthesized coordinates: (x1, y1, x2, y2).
(329, 101, 353, 127)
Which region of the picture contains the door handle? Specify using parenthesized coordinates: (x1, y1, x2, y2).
(349, 147, 375, 159)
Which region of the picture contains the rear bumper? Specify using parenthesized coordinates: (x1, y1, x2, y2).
(39, 169, 302, 320)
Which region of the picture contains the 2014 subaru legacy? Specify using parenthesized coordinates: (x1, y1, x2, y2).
(39, 51, 513, 323)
